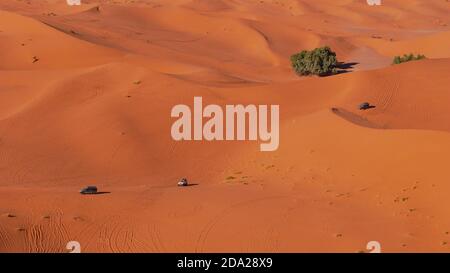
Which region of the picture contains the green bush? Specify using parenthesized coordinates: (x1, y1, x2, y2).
(290, 46, 338, 76)
(393, 53, 426, 65)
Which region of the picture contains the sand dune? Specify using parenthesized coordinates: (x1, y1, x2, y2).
(0, 10, 121, 70)
(334, 58, 450, 131)
(0, 0, 450, 253)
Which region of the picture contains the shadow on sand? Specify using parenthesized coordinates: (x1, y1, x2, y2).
(183, 183, 199, 187)
(335, 62, 359, 75)
(84, 191, 111, 195)
(318, 62, 358, 77)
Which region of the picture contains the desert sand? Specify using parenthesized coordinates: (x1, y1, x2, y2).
(0, 0, 450, 253)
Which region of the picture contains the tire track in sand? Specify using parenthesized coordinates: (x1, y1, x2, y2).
(195, 195, 288, 252)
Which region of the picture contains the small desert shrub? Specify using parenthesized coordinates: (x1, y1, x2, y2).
(393, 53, 426, 65)
(290, 46, 338, 76)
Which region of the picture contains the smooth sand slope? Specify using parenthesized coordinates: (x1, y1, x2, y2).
(0, 0, 450, 252)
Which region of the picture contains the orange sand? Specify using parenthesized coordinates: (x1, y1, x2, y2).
(0, 0, 450, 253)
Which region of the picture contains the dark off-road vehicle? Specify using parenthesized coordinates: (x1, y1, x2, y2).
(359, 102, 372, 110)
(80, 186, 98, 194)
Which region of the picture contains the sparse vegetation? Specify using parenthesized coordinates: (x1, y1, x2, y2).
(290, 46, 338, 76)
(393, 53, 426, 65)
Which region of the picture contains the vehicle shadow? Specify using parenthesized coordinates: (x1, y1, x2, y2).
(94, 191, 111, 195)
(185, 183, 199, 187)
(361, 105, 376, 110)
